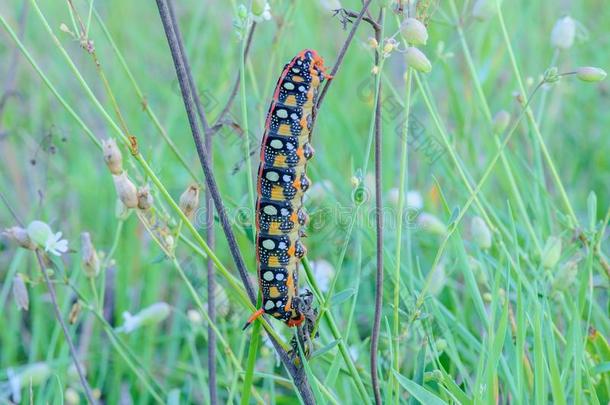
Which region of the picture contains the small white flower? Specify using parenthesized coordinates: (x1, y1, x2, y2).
(45, 231, 69, 256)
(406, 190, 423, 210)
(26, 220, 69, 256)
(551, 16, 576, 49)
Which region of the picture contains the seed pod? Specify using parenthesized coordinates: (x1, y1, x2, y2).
(81, 232, 100, 277)
(550, 16, 575, 50)
(3, 226, 35, 250)
(405, 46, 432, 73)
(112, 172, 138, 208)
(576, 66, 607, 83)
(541, 236, 562, 268)
(417, 212, 447, 236)
(400, 18, 428, 45)
(179, 184, 200, 219)
(12, 274, 29, 311)
(471, 216, 492, 249)
(137, 185, 153, 210)
(492, 110, 510, 134)
(368, 37, 379, 49)
(102, 138, 123, 175)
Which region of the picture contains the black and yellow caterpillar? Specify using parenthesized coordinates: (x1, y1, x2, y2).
(244, 49, 329, 329)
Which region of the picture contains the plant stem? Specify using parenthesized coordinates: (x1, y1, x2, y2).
(35, 251, 97, 404)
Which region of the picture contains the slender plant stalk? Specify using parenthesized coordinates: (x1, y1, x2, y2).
(392, 67, 412, 405)
(36, 251, 97, 404)
(370, 8, 385, 405)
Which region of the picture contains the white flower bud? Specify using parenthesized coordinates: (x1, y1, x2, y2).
(400, 18, 428, 45)
(26, 220, 52, 247)
(541, 236, 562, 268)
(471, 216, 492, 249)
(137, 185, 153, 210)
(492, 110, 510, 134)
(367, 37, 379, 49)
(251, 0, 271, 22)
(179, 184, 200, 219)
(417, 212, 447, 236)
(318, 0, 342, 11)
(3, 226, 35, 249)
(65, 387, 81, 405)
(81, 232, 100, 277)
(472, 0, 495, 21)
(102, 138, 123, 175)
(117, 302, 171, 334)
(187, 309, 203, 326)
(16, 362, 52, 387)
(576, 67, 607, 83)
(551, 16, 576, 50)
(405, 46, 432, 73)
(311, 259, 335, 293)
(12, 274, 29, 311)
(407, 190, 424, 210)
(112, 172, 138, 209)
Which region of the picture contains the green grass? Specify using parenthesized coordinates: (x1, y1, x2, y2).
(1, 0, 609, 404)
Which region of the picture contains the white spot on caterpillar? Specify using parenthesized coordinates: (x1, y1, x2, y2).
(264, 300, 275, 310)
(286, 143, 295, 150)
(270, 139, 283, 149)
(276, 301, 283, 308)
(276, 109, 288, 118)
(283, 82, 295, 90)
(263, 271, 274, 281)
(280, 208, 289, 216)
(298, 85, 305, 92)
(292, 67, 300, 73)
(290, 113, 298, 120)
(282, 174, 291, 182)
(263, 205, 278, 216)
(276, 273, 285, 281)
(262, 239, 276, 250)
(266, 171, 280, 182)
(278, 241, 287, 250)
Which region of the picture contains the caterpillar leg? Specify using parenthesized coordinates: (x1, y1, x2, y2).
(242, 308, 264, 331)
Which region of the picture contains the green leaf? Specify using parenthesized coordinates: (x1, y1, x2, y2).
(393, 371, 447, 405)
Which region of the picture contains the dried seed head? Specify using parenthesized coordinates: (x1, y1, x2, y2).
(400, 17, 428, 45)
(492, 110, 511, 134)
(471, 216, 492, 249)
(12, 274, 29, 311)
(112, 172, 138, 209)
(551, 16, 576, 49)
(68, 301, 82, 324)
(102, 138, 123, 175)
(383, 38, 399, 56)
(541, 236, 562, 268)
(576, 66, 607, 82)
(81, 232, 100, 278)
(543, 67, 561, 84)
(137, 185, 153, 210)
(179, 184, 200, 219)
(3, 226, 35, 250)
(405, 46, 432, 73)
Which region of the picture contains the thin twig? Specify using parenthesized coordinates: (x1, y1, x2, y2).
(370, 9, 385, 405)
(154, 1, 315, 402)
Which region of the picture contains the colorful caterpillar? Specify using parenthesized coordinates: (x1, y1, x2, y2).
(244, 49, 330, 329)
